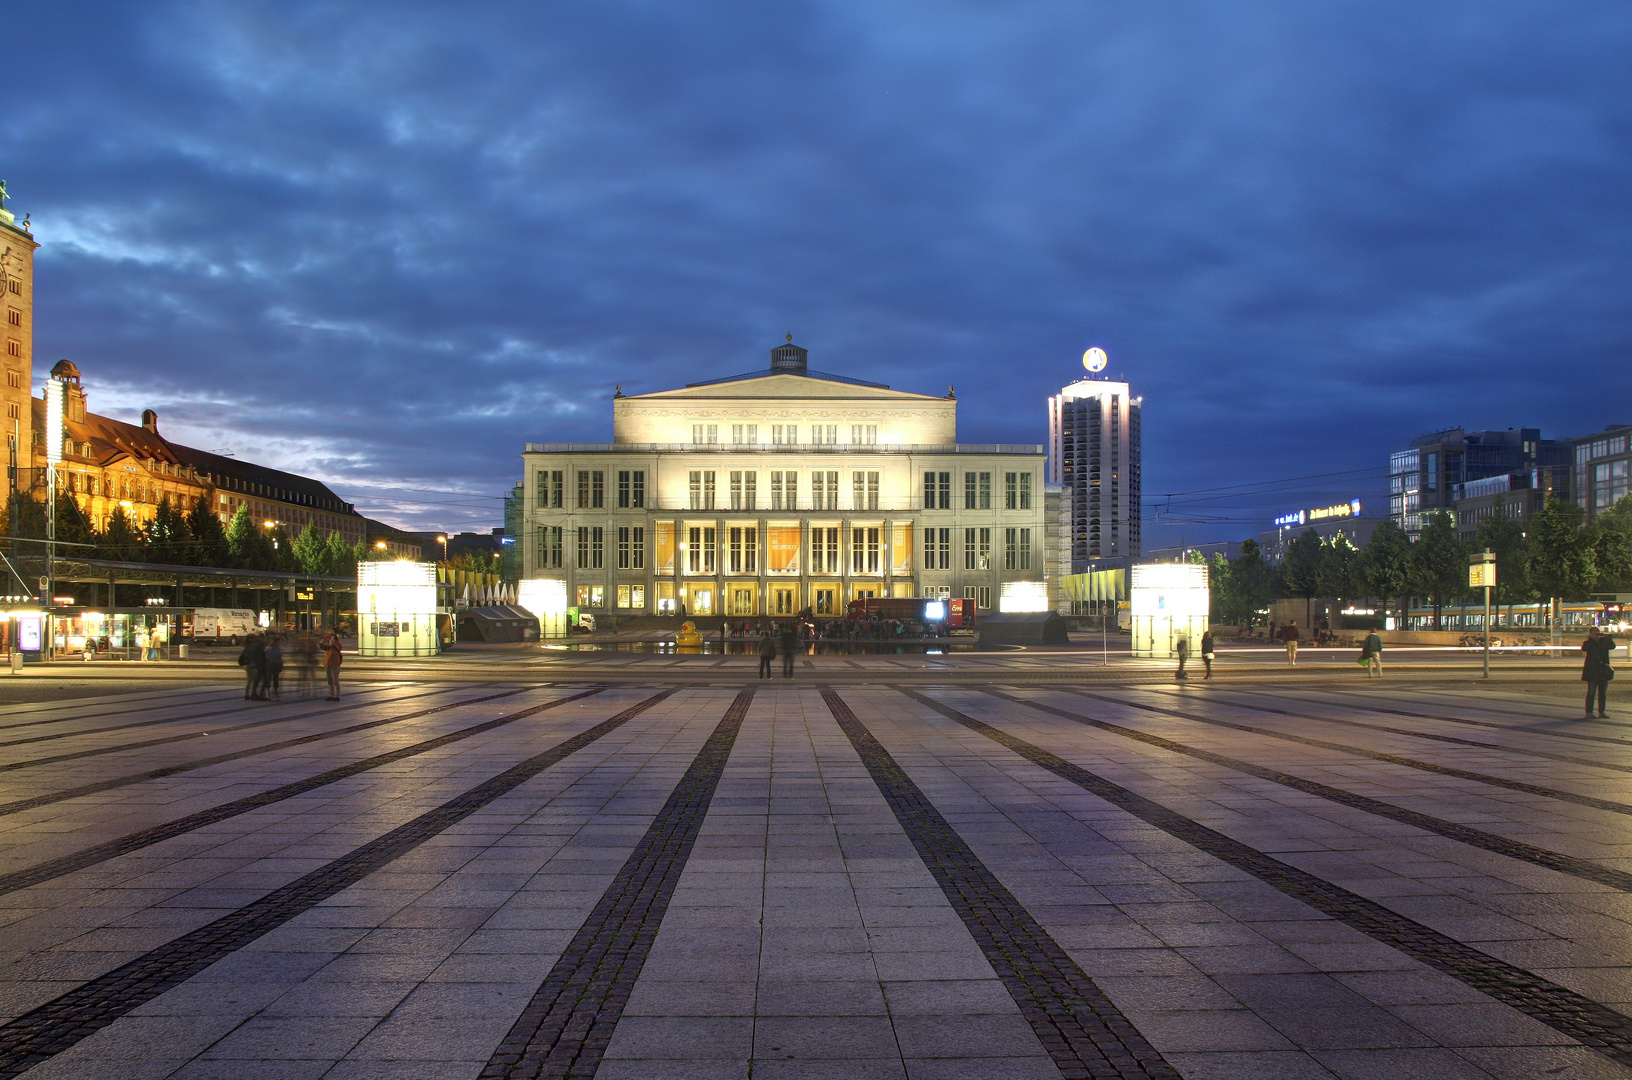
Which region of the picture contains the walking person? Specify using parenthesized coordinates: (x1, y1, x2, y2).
(757, 632, 775, 680)
(1361, 629, 1384, 679)
(264, 635, 285, 701)
(1581, 626, 1617, 718)
(1175, 634, 1190, 680)
(1281, 621, 1299, 666)
(320, 632, 344, 700)
(238, 634, 267, 701)
(1200, 629, 1215, 679)
(779, 622, 798, 679)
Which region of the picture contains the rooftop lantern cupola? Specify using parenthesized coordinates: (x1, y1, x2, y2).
(769, 334, 808, 374)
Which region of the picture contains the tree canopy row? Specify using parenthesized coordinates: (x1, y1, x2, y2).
(1210, 495, 1632, 628)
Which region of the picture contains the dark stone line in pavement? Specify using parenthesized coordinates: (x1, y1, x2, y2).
(0, 685, 244, 736)
(0, 684, 447, 770)
(0, 685, 609, 898)
(902, 688, 1632, 1069)
(0, 686, 540, 819)
(1263, 688, 1632, 746)
(823, 688, 1181, 1080)
(1127, 685, 1632, 776)
(480, 688, 754, 1080)
(981, 688, 1632, 895)
(1070, 686, 1632, 817)
(0, 687, 677, 1079)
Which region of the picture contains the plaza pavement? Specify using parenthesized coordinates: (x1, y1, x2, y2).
(0, 664, 1629, 1078)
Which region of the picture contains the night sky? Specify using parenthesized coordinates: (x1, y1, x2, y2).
(6, 2, 1629, 543)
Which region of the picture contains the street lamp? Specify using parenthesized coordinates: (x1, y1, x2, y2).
(437, 535, 448, 561)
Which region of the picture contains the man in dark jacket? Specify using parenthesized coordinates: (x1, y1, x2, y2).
(238, 634, 267, 701)
(779, 624, 799, 679)
(1582, 626, 1617, 717)
(1281, 622, 1299, 666)
(757, 632, 775, 680)
(1361, 630, 1383, 679)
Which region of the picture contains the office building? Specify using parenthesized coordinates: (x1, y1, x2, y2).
(1048, 376, 1141, 572)
(1451, 468, 1568, 541)
(1573, 425, 1632, 523)
(1388, 427, 1569, 537)
(518, 338, 1046, 616)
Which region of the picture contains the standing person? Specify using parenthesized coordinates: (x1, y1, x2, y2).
(757, 632, 775, 680)
(1175, 635, 1190, 680)
(320, 633, 344, 701)
(1581, 626, 1617, 718)
(779, 622, 798, 679)
(1282, 622, 1299, 666)
(1200, 629, 1215, 679)
(263, 635, 285, 701)
(238, 634, 266, 701)
(1361, 629, 1384, 679)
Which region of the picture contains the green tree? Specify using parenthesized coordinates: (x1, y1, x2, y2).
(1280, 529, 1325, 627)
(1220, 539, 1273, 626)
(186, 492, 229, 566)
(1531, 494, 1595, 604)
(324, 531, 357, 577)
(1591, 494, 1632, 595)
(1409, 511, 1466, 629)
(225, 505, 276, 570)
(267, 524, 297, 572)
(55, 495, 95, 553)
(292, 522, 327, 575)
(1471, 511, 1534, 609)
(1316, 536, 1358, 604)
(1357, 519, 1412, 625)
(99, 506, 142, 562)
(145, 496, 187, 566)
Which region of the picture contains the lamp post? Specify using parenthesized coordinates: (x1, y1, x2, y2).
(1470, 550, 1496, 678)
(43, 373, 65, 660)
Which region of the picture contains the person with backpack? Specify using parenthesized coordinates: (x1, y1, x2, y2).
(757, 632, 775, 680)
(1360, 630, 1384, 679)
(1200, 629, 1216, 679)
(1281, 622, 1300, 666)
(1175, 635, 1190, 681)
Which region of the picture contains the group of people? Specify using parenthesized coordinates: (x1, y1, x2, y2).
(237, 632, 344, 701)
(756, 624, 800, 679)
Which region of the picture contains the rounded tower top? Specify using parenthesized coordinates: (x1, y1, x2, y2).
(49, 359, 82, 384)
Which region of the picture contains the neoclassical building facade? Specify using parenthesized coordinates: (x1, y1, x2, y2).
(520, 340, 1047, 617)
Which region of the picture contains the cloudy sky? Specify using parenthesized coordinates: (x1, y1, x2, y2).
(6, 2, 1629, 543)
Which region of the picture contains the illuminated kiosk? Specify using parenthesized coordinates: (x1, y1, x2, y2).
(357, 561, 439, 657)
(1130, 562, 1208, 659)
(518, 578, 570, 639)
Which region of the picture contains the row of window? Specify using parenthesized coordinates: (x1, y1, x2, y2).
(921, 471, 1032, 510)
(536, 522, 1031, 574)
(535, 467, 1035, 512)
(1578, 435, 1630, 463)
(690, 423, 878, 446)
(570, 583, 997, 614)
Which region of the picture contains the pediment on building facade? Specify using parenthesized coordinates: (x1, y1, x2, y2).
(626, 373, 944, 402)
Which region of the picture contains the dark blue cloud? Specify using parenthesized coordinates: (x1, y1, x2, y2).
(4, 1, 1628, 537)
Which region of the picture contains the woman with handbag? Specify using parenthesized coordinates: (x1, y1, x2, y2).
(1200, 630, 1215, 679)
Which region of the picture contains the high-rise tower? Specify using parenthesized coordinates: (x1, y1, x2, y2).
(0, 183, 37, 501)
(1048, 369, 1141, 572)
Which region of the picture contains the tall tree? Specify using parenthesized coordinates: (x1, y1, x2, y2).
(225, 505, 275, 570)
(1280, 529, 1325, 627)
(55, 495, 95, 553)
(99, 506, 142, 562)
(324, 531, 357, 577)
(186, 493, 229, 567)
(145, 496, 186, 566)
(1410, 511, 1466, 629)
(1591, 493, 1632, 595)
(1530, 494, 1595, 605)
(292, 522, 327, 575)
(1471, 511, 1534, 610)
(1357, 519, 1413, 626)
(1316, 536, 1358, 605)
